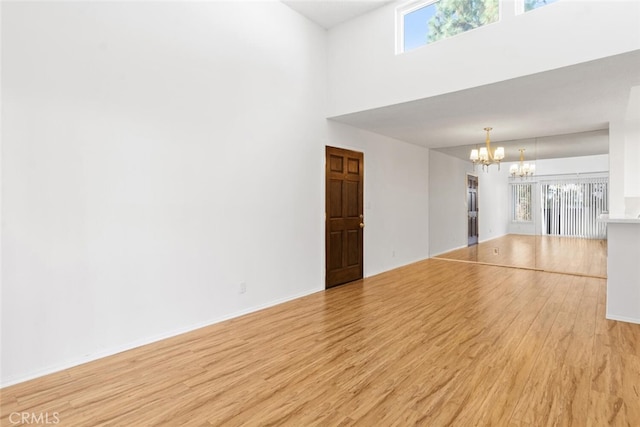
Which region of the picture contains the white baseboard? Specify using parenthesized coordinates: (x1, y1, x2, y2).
(478, 233, 508, 244)
(605, 313, 640, 325)
(0, 287, 321, 388)
(430, 234, 515, 257)
(430, 244, 468, 258)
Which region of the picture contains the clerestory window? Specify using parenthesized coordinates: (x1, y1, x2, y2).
(397, 0, 500, 53)
(398, 0, 561, 53)
(522, 0, 559, 13)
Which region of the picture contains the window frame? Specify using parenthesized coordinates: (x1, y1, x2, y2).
(397, 0, 562, 54)
(396, 0, 501, 54)
(510, 182, 534, 223)
(515, 0, 561, 15)
(395, 0, 439, 54)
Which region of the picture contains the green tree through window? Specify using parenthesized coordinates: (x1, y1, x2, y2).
(525, 0, 558, 12)
(428, 0, 499, 43)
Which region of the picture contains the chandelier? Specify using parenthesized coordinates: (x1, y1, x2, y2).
(470, 127, 504, 171)
(510, 148, 535, 178)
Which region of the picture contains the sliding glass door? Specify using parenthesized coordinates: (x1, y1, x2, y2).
(540, 175, 608, 239)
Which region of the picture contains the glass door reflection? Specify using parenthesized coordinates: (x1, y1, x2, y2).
(430, 130, 608, 279)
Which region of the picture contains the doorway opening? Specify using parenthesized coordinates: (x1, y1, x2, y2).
(467, 174, 479, 246)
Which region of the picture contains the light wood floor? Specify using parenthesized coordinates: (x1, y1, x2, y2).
(435, 234, 608, 278)
(2, 259, 639, 426)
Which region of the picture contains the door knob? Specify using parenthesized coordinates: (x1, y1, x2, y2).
(359, 223, 365, 229)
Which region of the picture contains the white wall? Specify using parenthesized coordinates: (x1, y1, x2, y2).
(326, 122, 430, 276)
(1, 1, 434, 386)
(533, 154, 609, 176)
(478, 163, 510, 242)
(609, 120, 627, 216)
(606, 86, 640, 325)
(428, 150, 473, 256)
(1, 1, 328, 385)
(327, 0, 640, 116)
(607, 222, 640, 324)
(2, 2, 325, 383)
(624, 86, 640, 206)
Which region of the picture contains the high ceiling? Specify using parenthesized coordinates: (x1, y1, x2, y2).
(282, 0, 394, 29)
(283, 1, 640, 158)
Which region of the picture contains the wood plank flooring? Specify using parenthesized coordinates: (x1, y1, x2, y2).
(2, 259, 639, 426)
(435, 234, 608, 278)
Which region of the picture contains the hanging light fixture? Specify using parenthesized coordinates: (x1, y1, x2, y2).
(510, 148, 535, 178)
(470, 127, 504, 171)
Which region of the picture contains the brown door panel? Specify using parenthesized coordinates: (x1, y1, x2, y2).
(325, 147, 364, 288)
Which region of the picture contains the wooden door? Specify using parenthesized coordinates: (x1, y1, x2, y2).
(325, 146, 364, 288)
(467, 174, 479, 246)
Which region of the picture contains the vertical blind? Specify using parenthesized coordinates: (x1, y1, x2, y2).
(540, 177, 608, 239)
